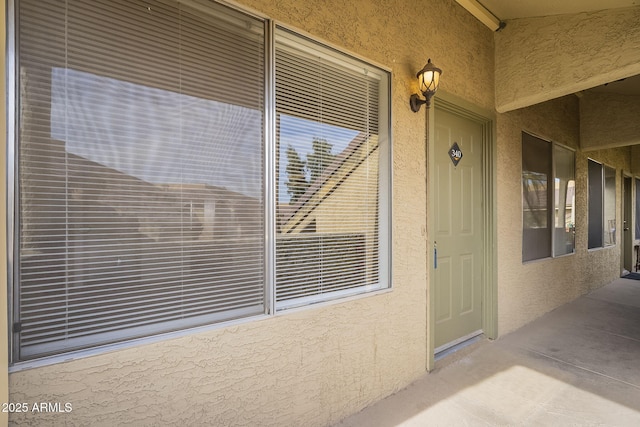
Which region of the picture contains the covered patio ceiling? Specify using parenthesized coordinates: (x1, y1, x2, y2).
(480, 0, 639, 20)
(455, 0, 640, 151)
(484, 0, 640, 97)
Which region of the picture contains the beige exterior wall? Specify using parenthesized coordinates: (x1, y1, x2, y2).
(3, 0, 629, 425)
(632, 146, 640, 175)
(497, 94, 629, 335)
(580, 93, 640, 151)
(6, 1, 493, 426)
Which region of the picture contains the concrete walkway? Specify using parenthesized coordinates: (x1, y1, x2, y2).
(335, 278, 640, 426)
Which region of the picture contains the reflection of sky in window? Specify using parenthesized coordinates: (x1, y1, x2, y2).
(51, 67, 263, 199)
(278, 114, 359, 203)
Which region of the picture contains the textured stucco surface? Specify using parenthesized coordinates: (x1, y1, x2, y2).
(497, 95, 630, 335)
(632, 146, 640, 175)
(4, 0, 632, 425)
(495, 6, 640, 112)
(11, 303, 426, 426)
(6, 0, 494, 426)
(580, 93, 640, 150)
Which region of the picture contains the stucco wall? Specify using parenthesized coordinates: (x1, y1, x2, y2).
(497, 95, 629, 335)
(580, 92, 640, 151)
(495, 6, 640, 113)
(4, 0, 633, 425)
(6, 0, 496, 426)
(632, 145, 640, 176)
(5, 0, 634, 425)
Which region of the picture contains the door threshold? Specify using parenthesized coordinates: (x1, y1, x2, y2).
(435, 330, 483, 361)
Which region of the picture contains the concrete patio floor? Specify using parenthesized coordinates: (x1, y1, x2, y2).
(335, 277, 640, 426)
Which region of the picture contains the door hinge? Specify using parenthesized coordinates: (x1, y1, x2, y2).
(13, 322, 22, 333)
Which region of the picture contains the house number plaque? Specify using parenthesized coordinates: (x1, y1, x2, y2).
(449, 142, 463, 166)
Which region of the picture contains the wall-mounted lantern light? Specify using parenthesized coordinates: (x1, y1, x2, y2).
(410, 58, 442, 112)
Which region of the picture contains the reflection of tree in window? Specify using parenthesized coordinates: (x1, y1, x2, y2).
(285, 138, 337, 202)
(307, 138, 337, 182)
(285, 145, 308, 202)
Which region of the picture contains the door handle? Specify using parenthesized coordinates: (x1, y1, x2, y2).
(434, 241, 437, 269)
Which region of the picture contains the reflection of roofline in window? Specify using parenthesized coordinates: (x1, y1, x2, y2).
(52, 67, 263, 199)
(279, 132, 377, 230)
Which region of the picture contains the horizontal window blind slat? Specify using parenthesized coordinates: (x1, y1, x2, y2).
(17, 0, 267, 360)
(274, 26, 386, 309)
(22, 287, 264, 316)
(14, 0, 390, 362)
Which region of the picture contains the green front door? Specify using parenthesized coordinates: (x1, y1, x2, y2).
(433, 107, 484, 350)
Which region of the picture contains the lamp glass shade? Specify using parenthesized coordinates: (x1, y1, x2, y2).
(417, 59, 441, 95)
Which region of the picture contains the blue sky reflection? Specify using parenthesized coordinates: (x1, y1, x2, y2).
(278, 114, 358, 203)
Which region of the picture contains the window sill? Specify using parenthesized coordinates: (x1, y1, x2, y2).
(9, 312, 271, 372)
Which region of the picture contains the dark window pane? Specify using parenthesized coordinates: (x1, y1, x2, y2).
(522, 132, 552, 262)
(588, 159, 604, 249)
(604, 166, 617, 246)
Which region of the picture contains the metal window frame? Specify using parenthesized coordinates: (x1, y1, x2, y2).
(587, 158, 617, 250)
(7, 0, 393, 366)
(551, 142, 576, 258)
(521, 131, 576, 262)
(521, 131, 553, 262)
(272, 24, 393, 311)
(7, 0, 19, 364)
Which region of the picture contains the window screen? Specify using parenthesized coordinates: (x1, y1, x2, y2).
(588, 159, 604, 249)
(522, 133, 552, 261)
(16, 0, 266, 359)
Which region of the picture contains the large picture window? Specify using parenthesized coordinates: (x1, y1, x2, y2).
(11, 0, 391, 362)
(522, 133, 575, 262)
(588, 160, 616, 249)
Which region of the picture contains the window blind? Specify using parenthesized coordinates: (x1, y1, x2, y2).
(274, 27, 389, 308)
(16, 0, 266, 359)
